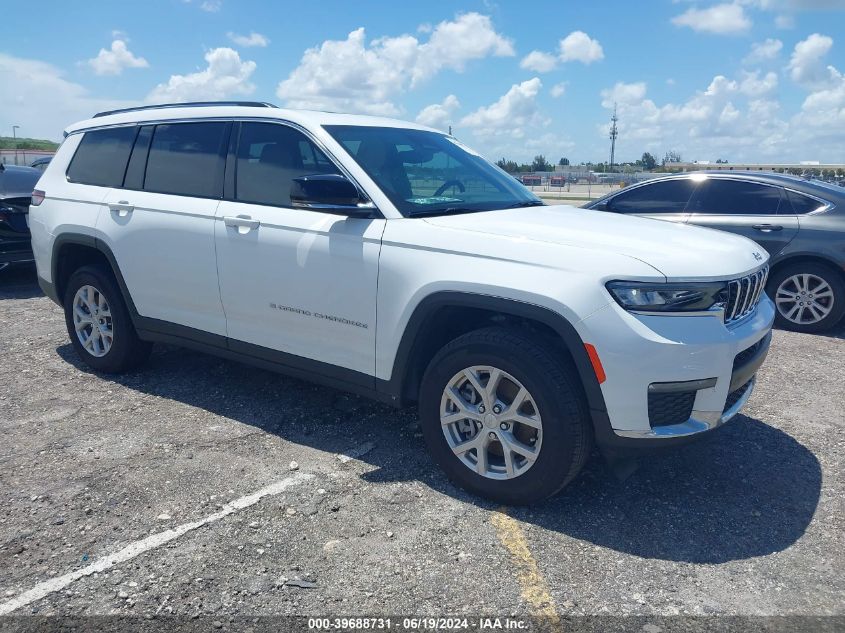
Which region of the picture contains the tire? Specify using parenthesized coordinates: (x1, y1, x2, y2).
(63, 265, 152, 373)
(418, 326, 593, 505)
(768, 262, 845, 333)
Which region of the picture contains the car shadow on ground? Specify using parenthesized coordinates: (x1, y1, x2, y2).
(52, 335, 822, 566)
(0, 264, 42, 300)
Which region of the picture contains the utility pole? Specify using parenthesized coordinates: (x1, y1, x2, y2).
(608, 104, 618, 173)
(12, 125, 20, 166)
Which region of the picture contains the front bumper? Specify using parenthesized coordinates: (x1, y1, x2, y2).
(581, 294, 775, 453)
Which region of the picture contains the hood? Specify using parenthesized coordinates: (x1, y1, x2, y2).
(423, 205, 768, 280)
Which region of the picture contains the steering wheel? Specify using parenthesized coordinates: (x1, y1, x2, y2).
(433, 179, 465, 197)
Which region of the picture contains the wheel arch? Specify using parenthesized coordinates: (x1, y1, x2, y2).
(382, 291, 608, 418)
(50, 234, 138, 318)
(768, 253, 845, 287)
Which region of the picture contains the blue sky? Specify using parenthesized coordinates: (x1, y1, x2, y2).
(2, 0, 845, 163)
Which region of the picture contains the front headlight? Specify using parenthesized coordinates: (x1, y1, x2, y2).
(606, 281, 728, 313)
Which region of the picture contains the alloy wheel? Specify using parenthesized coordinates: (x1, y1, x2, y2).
(775, 273, 834, 325)
(72, 285, 114, 357)
(439, 365, 542, 480)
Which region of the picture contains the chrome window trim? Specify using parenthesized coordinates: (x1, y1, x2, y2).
(601, 173, 836, 216)
(781, 186, 834, 216)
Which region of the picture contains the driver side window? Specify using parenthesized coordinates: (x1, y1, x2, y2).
(235, 122, 337, 207)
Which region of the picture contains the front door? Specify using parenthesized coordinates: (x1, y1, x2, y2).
(214, 121, 384, 380)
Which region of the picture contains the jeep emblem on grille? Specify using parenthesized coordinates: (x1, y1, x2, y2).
(753, 252, 763, 261)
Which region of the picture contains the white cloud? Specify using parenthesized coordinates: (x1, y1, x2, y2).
(601, 81, 648, 107)
(416, 95, 460, 131)
(796, 69, 845, 129)
(787, 33, 836, 87)
(775, 14, 796, 28)
(87, 39, 149, 76)
(276, 13, 513, 115)
(0, 53, 136, 140)
(183, 0, 222, 11)
(227, 32, 269, 48)
(744, 38, 783, 63)
(672, 3, 752, 34)
(147, 47, 256, 102)
(460, 78, 543, 139)
(596, 71, 804, 161)
(559, 31, 604, 64)
(739, 69, 779, 95)
(520, 50, 558, 73)
(550, 82, 567, 98)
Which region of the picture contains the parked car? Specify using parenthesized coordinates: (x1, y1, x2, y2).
(30, 156, 52, 172)
(30, 102, 772, 503)
(0, 163, 41, 272)
(585, 172, 845, 333)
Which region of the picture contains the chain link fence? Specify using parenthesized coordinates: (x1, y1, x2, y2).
(0, 150, 55, 167)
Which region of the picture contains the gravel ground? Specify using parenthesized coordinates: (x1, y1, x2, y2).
(0, 265, 843, 621)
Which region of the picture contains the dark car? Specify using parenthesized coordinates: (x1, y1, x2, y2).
(0, 164, 41, 272)
(585, 171, 845, 333)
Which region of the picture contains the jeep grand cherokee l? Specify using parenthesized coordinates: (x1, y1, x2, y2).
(29, 102, 773, 503)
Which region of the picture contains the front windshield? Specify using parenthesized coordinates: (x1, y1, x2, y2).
(324, 125, 542, 217)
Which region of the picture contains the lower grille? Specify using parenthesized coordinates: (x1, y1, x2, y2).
(648, 390, 696, 427)
(733, 338, 765, 371)
(723, 381, 752, 414)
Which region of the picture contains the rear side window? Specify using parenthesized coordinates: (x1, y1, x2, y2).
(66, 127, 138, 187)
(608, 179, 698, 214)
(687, 180, 782, 215)
(144, 122, 230, 198)
(235, 122, 336, 207)
(786, 190, 825, 215)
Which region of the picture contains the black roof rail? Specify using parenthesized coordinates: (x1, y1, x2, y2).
(93, 101, 278, 118)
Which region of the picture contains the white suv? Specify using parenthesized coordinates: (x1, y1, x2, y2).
(30, 102, 774, 503)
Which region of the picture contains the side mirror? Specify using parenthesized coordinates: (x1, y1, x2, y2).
(290, 174, 376, 218)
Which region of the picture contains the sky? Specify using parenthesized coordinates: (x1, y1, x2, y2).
(2, 0, 845, 164)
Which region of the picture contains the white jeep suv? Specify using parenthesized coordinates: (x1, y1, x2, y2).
(29, 102, 774, 503)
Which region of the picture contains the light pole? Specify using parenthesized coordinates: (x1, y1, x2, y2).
(12, 125, 20, 166)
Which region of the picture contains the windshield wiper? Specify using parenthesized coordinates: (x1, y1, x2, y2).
(407, 206, 481, 218)
(505, 200, 545, 208)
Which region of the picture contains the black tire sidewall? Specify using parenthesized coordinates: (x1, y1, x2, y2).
(419, 332, 588, 505)
(63, 266, 142, 372)
(768, 262, 845, 333)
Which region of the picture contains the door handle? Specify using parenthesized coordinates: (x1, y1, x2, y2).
(752, 224, 782, 232)
(223, 215, 260, 232)
(108, 201, 134, 217)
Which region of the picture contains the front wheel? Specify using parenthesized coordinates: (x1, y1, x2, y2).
(63, 265, 152, 373)
(418, 327, 592, 504)
(768, 262, 845, 333)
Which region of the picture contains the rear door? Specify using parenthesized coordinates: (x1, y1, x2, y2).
(602, 178, 699, 223)
(685, 178, 799, 256)
(98, 121, 231, 335)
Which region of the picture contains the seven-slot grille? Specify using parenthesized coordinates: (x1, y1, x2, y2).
(724, 266, 768, 324)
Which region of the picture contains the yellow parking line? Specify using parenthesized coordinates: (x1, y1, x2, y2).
(490, 507, 560, 622)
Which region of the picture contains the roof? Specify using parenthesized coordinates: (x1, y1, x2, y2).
(64, 103, 439, 136)
(588, 169, 845, 207)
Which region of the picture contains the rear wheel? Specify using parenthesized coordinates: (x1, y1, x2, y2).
(768, 262, 845, 333)
(419, 327, 592, 504)
(63, 266, 152, 372)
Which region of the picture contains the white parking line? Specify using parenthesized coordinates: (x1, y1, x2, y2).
(336, 441, 376, 464)
(0, 472, 314, 615)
